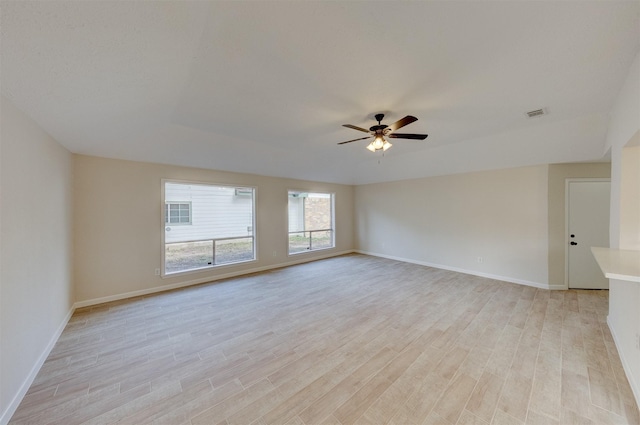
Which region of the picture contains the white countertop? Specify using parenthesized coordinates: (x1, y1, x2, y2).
(591, 247, 640, 283)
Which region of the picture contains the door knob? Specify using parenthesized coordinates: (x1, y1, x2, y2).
(570, 241, 578, 246)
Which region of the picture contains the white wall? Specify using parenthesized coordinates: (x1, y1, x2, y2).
(355, 165, 549, 287)
(0, 96, 74, 424)
(605, 51, 640, 407)
(73, 155, 354, 304)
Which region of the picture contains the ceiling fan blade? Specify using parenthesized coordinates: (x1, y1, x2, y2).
(342, 124, 371, 133)
(388, 133, 428, 140)
(388, 115, 418, 132)
(337, 136, 372, 145)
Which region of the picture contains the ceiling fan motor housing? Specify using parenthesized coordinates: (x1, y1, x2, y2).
(369, 124, 388, 133)
(370, 114, 390, 134)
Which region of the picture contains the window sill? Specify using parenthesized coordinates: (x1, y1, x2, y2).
(162, 259, 258, 279)
(288, 247, 336, 257)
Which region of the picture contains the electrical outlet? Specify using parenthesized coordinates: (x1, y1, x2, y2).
(477, 257, 483, 263)
(154, 268, 160, 276)
(273, 251, 277, 257)
(636, 333, 640, 350)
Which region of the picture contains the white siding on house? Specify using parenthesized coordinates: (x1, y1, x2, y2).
(288, 196, 304, 232)
(165, 182, 253, 243)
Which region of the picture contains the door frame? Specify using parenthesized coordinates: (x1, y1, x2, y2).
(564, 178, 611, 290)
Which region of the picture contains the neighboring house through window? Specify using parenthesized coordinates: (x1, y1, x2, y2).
(163, 181, 255, 275)
(288, 191, 335, 254)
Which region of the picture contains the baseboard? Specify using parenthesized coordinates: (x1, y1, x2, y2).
(0, 305, 75, 425)
(356, 250, 549, 289)
(607, 316, 640, 409)
(74, 249, 356, 308)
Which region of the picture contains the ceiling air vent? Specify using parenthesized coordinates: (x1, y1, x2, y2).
(526, 108, 547, 118)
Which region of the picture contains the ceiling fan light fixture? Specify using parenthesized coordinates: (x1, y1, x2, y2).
(372, 135, 386, 150)
(366, 135, 392, 153)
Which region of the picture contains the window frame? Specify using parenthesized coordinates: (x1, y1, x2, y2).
(287, 190, 335, 256)
(161, 179, 257, 277)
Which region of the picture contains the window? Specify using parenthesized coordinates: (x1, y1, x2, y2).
(165, 202, 191, 225)
(288, 191, 334, 254)
(163, 181, 255, 275)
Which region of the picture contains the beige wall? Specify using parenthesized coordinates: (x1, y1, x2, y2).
(355, 165, 549, 287)
(0, 97, 74, 422)
(73, 155, 354, 303)
(619, 143, 639, 250)
(546, 162, 611, 288)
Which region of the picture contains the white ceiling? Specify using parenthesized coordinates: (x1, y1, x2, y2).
(2, 1, 638, 185)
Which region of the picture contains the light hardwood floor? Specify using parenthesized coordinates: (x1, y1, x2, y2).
(10, 254, 640, 425)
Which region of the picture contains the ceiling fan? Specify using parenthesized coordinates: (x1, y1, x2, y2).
(338, 113, 428, 152)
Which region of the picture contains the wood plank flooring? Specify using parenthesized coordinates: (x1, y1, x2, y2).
(9, 254, 640, 424)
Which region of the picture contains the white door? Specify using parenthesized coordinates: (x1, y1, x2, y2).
(567, 180, 610, 289)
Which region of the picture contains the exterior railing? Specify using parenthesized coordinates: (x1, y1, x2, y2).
(288, 229, 333, 253)
(165, 235, 254, 274)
